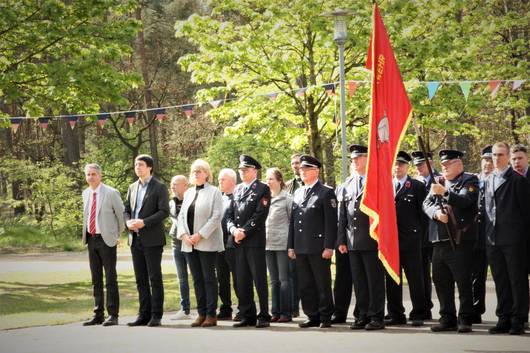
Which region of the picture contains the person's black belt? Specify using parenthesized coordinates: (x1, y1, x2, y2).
(86, 232, 101, 238)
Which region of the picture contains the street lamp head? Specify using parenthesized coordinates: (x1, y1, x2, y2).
(323, 9, 354, 44)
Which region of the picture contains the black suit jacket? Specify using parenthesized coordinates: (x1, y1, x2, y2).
(336, 175, 376, 251)
(395, 176, 426, 251)
(226, 180, 271, 248)
(484, 167, 530, 246)
(124, 177, 170, 247)
(288, 180, 338, 254)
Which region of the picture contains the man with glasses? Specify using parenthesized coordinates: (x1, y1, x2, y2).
(423, 150, 479, 333)
(226, 155, 271, 328)
(288, 155, 338, 328)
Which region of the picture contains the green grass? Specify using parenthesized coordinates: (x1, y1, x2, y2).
(0, 266, 194, 330)
(0, 224, 84, 253)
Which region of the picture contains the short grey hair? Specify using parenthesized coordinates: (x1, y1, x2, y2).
(218, 168, 237, 182)
(84, 163, 102, 175)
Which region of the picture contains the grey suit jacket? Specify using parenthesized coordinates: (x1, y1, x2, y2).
(82, 183, 125, 247)
(177, 183, 224, 253)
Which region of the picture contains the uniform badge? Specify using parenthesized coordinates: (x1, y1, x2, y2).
(330, 199, 337, 208)
(262, 197, 269, 206)
(468, 185, 476, 193)
(405, 181, 411, 189)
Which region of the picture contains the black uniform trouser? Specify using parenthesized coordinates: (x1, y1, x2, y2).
(131, 238, 164, 319)
(471, 245, 488, 317)
(333, 249, 353, 319)
(432, 241, 473, 325)
(421, 245, 434, 316)
(487, 244, 529, 326)
(386, 247, 426, 321)
(235, 247, 270, 321)
(349, 250, 385, 322)
(296, 253, 334, 322)
(216, 248, 238, 316)
(87, 234, 119, 318)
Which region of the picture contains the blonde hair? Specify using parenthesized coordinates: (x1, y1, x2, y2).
(189, 159, 213, 184)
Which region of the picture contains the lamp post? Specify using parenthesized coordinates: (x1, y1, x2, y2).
(324, 9, 353, 182)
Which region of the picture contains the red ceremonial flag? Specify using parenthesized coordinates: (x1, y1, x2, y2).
(360, 3, 412, 284)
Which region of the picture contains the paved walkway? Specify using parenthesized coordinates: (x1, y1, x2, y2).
(1, 251, 528, 353)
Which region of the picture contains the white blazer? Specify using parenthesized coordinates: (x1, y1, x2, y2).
(82, 183, 125, 247)
(177, 183, 224, 253)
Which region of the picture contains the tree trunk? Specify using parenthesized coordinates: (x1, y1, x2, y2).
(136, 7, 160, 175)
(61, 117, 81, 166)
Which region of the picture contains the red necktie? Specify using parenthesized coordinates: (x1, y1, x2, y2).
(89, 192, 96, 235)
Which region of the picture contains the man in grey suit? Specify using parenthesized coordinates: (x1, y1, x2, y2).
(82, 163, 125, 326)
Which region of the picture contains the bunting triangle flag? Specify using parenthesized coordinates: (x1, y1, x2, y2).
(488, 80, 501, 98)
(97, 113, 110, 127)
(459, 81, 472, 100)
(125, 111, 136, 126)
(295, 87, 306, 97)
(182, 105, 194, 118)
(426, 81, 441, 100)
(67, 115, 78, 129)
(209, 100, 222, 108)
(512, 80, 524, 90)
(348, 80, 357, 98)
(154, 108, 166, 122)
(267, 92, 278, 101)
(323, 83, 336, 96)
(38, 117, 49, 130)
(10, 118, 22, 133)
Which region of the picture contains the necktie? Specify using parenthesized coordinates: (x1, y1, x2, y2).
(395, 182, 400, 193)
(359, 177, 364, 191)
(304, 186, 310, 199)
(89, 192, 96, 235)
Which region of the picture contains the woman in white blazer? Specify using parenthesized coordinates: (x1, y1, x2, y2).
(177, 159, 224, 327)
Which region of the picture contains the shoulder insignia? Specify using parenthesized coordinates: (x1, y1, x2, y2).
(262, 197, 269, 206)
(330, 199, 337, 208)
(468, 185, 476, 193)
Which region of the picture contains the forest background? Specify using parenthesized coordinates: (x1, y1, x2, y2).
(0, 0, 528, 251)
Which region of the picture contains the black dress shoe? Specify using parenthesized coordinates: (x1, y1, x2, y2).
(423, 312, 433, 320)
(233, 312, 242, 322)
(384, 317, 407, 326)
(470, 314, 482, 324)
(233, 319, 256, 328)
(217, 313, 232, 321)
(319, 321, 332, 328)
(350, 319, 368, 330)
(457, 324, 472, 333)
(298, 320, 320, 328)
(102, 316, 118, 327)
(83, 316, 104, 326)
(509, 324, 525, 335)
(127, 317, 150, 327)
(147, 318, 161, 327)
(331, 315, 346, 324)
(488, 322, 511, 334)
(365, 320, 385, 330)
(256, 319, 270, 328)
(431, 322, 457, 332)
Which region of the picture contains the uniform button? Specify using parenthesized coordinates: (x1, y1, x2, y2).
(318, 234, 322, 238)
(299, 221, 302, 224)
(236, 216, 240, 219)
(461, 219, 464, 222)
(354, 227, 357, 230)
(353, 217, 357, 220)
(353, 208, 357, 211)
(299, 212, 302, 215)
(299, 229, 302, 232)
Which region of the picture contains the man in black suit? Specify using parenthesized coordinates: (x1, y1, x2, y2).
(485, 142, 530, 335)
(510, 144, 530, 327)
(472, 145, 493, 324)
(385, 151, 426, 327)
(284, 153, 302, 318)
(337, 145, 385, 331)
(124, 154, 169, 327)
(226, 155, 271, 328)
(411, 150, 438, 320)
(288, 155, 337, 329)
(423, 150, 479, 333)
